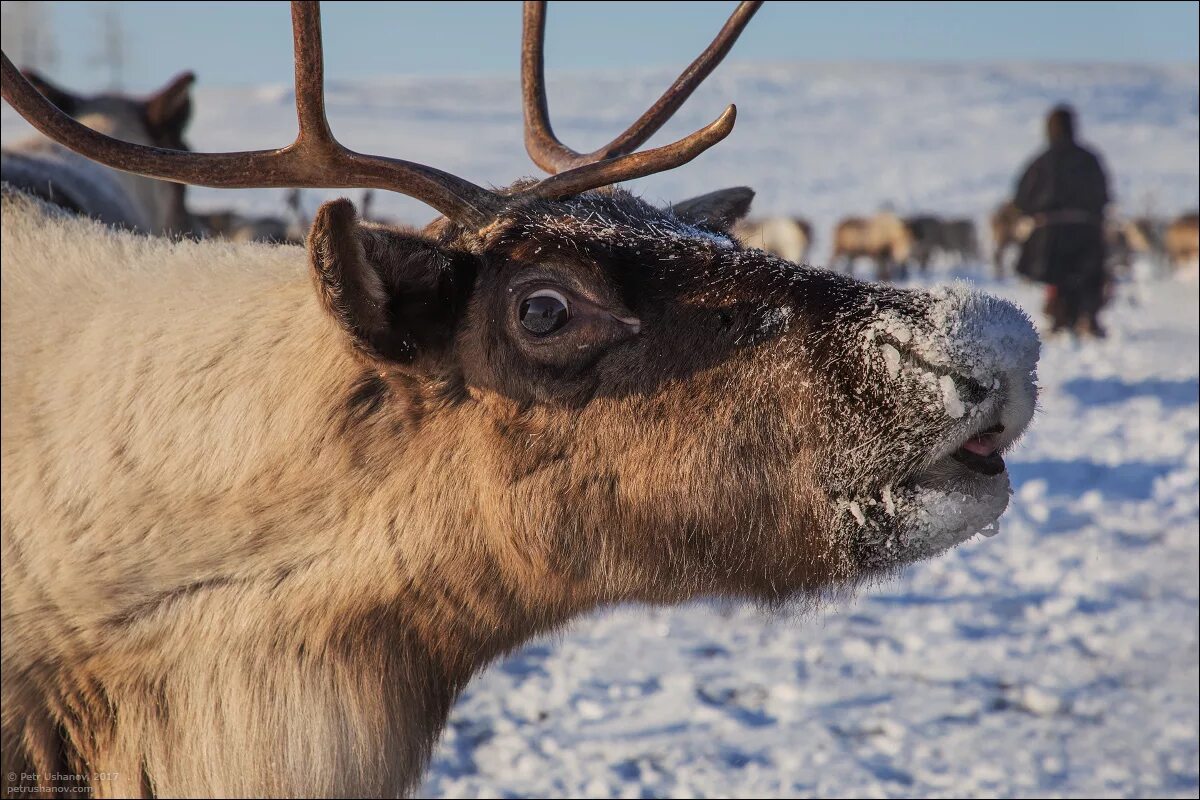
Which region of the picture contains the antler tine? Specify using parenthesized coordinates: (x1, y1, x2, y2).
(3, 0, 758, 226)
(520, 1, 570, 173)
(522, 0, 762, 174)
(0, 1, 502, 227)
(521, 106, 736, 201)
(281, 2, 503, 226)
(290, 0, 336, 148)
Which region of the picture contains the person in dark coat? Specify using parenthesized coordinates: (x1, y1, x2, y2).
(1014, 105, 1111, 337)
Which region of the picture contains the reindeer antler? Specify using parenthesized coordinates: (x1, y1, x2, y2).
(0, 1, 759, 227)
(0, 3, 504, 227)
(522, 1, 762, 175)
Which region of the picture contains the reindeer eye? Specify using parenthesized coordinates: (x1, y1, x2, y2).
(519, 289, 570, 336)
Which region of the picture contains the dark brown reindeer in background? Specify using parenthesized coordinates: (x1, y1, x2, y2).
(944, 217, 981, 264)
(1, 1, 1039, 797)
(906, 215, 981, 273)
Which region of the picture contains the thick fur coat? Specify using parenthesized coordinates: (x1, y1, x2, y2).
(2, 185, 1038, 796)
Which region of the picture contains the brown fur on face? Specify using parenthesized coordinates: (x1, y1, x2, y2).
(1, 184, 1037, 797)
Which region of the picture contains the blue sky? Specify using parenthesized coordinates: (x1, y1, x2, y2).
(24, 1, 1200, 92)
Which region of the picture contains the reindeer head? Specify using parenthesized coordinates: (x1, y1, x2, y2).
(1, 2, 1038, 606)
(15, 69, 195, 233)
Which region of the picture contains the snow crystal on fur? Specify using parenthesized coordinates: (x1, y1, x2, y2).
(917, 282, 1040, 384)
(895, 476, 1012, 563)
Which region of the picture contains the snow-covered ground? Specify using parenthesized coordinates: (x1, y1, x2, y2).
(3, 61, 1198, 798)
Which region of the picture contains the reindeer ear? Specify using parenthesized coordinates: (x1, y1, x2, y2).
(144, 72, 195, 143)
(673, 186, 755, 231)
(21, 70, 80, 116)
(307, 199, 473, 368)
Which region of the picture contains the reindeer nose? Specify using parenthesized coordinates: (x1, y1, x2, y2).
(861, 281, 1040, 428)
(864, 282, 1039, 397)
(917, 282, 1041, 388)
(997, 364, 1039, 442)
(925, 284, 1040, 438)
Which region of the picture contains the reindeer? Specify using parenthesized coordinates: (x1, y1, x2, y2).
(1123, 217, 1167, 266)
(830, 212, 915, 281)
(942, 218, 980, 265)
(0, 2, 1040, 796)
(732, 213, 813, 264)
(989, 200, 1033, 279)
(360, 188, 403, 227)
(190, 189, 310, 245)
(1164, 211, 1199, 271)
(903, 215, 979, 273)
(1, 69, 195, 236)
(905, 214, 942, 273)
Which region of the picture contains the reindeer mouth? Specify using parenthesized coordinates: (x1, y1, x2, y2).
(904, 413, 1017, 494)
(950, 423, 1006, 476)
(843, 409, 1029, 569)
(844, 283, 1040, 569)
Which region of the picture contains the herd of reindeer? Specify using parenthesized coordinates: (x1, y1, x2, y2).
(201, 192, 1200, 283)
(3, 69, 1199, 281)
(192, 197, 1200, 284)
(737, 206, 1200, 282)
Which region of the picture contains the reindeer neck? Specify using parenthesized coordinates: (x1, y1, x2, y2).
(3, 205, 599, 794)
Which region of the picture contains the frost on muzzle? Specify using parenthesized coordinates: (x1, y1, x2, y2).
(843, 282, 1040, 569)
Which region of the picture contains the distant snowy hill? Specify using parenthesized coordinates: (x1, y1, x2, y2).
(6, 61, 1195, 259)
(218, 63, 1200, 254)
